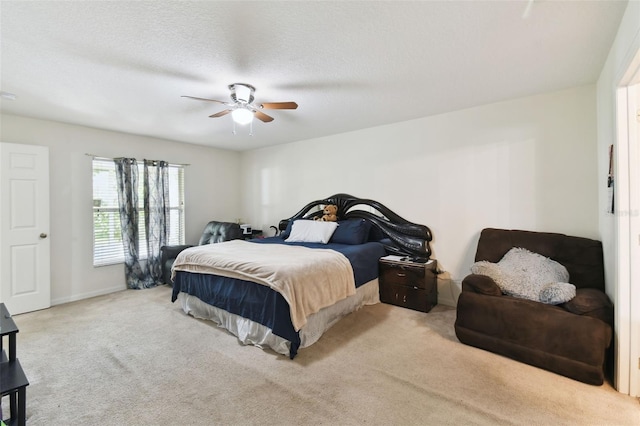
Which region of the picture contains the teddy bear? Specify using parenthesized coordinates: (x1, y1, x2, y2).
(315, 204, 338, 222)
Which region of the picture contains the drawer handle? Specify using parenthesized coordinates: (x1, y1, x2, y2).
(396, 273, 406, 277)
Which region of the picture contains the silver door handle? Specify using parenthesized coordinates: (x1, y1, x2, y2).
(39, 233, 48, 239)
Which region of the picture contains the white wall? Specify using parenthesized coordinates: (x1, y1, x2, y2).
(0, 113, 241, 305)
(241, 86, 599, 306)
(596, 0, 640, 395)
(0, 91, 593, 309)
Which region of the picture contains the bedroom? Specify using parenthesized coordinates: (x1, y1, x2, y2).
(1, 0, 640, 423)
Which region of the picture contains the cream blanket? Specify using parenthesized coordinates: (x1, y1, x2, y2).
(172, 240, 355, 331)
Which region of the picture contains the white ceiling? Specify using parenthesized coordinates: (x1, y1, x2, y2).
(0, 1, 628, 151)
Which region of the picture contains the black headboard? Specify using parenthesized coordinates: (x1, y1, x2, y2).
(278, 193, 432, 260)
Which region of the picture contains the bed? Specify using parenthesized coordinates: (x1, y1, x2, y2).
(171, 193, 432, 358)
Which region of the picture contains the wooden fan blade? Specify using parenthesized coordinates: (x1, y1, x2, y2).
(182, 95, 228, 104)
(209, 109, 232, 118)
(254, 110, 274, 122)
(260, 101, 298, 110)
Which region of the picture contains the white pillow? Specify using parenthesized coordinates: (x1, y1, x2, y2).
(285, 220, 338, 244)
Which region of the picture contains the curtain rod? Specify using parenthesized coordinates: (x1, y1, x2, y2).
(84, 153, 190, 166)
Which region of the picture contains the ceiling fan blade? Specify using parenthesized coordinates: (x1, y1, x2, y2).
(254, 110, 274, 122)
(259, 101, 298, 110)
(209, 109, 232, 118)
(182, 95, 228, 104)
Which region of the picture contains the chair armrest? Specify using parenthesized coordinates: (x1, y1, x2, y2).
(461, 274, 503, 297)
(562, 288, 613, 326)
(160, 244, 194, 260)
(160, 244, 194, 286)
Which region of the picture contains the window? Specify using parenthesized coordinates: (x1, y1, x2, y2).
(92, 159, 185, 266)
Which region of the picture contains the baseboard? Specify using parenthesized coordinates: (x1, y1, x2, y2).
(51, 285, 125, 306)
(437, 294, 456, 308)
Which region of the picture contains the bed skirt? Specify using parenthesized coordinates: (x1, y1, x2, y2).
(176, 278, 380, 357)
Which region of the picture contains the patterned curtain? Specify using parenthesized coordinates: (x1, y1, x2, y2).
(143, 159, 169, 284)
(114, 158, 169, 289)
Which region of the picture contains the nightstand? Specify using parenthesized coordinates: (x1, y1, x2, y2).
(378, 256, 437, 312)
(242, 230, 263, 240)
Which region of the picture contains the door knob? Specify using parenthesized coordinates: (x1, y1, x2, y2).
(39, 233, 48, 239)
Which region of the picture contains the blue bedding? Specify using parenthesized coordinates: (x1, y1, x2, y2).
(172, 238, 386, 358)
(250, 237, 386, 286)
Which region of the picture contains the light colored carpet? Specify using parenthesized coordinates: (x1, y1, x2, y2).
(3, 285, 639, 425)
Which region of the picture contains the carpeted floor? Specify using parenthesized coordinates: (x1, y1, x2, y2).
(3, 285, 639, 425)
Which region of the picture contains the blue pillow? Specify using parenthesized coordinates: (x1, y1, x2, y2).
(330, 219, 371, 245)
(280, 220, 294, 239)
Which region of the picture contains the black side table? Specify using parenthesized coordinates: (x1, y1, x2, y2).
(1, 303, 29, 426)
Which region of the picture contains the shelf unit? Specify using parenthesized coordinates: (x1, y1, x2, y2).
(1, 303, 28, 426)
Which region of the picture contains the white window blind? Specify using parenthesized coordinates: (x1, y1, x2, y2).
(92, 159, 185, 266)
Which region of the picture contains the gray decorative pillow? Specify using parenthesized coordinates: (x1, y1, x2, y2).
(539, 282, 576, 305)
(471, 247, 575, 304)
(470, 261, 505, 283)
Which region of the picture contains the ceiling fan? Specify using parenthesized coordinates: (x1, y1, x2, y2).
(182, 83, 298, 125)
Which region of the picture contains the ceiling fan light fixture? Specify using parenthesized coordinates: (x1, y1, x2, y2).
(183, 82, 296, 129)
(232, 107, 254, 125)
(229, 83, 254, 104)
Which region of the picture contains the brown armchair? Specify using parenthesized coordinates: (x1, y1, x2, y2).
(454, 228, 613, 385)
(160, 221, 243, 285)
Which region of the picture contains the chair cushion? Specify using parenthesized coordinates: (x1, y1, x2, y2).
(198, 221, 242, 245)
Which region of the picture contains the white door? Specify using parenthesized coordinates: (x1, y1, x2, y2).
(0, 142, 51, 314)
(631, 83, 640, 397)
(615, 50, 640, 395)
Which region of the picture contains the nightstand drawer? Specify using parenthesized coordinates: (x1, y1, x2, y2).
(379, 263, 425, 289)
(379, 283, 435, 312)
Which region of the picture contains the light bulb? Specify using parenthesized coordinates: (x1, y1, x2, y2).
(232, 108, 254, 125)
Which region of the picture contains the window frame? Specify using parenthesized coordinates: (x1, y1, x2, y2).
(92, 158, 185, 267)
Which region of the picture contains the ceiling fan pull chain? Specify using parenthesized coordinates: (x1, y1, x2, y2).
(249, 120, 254, 136)
(232, 120, 236, 135)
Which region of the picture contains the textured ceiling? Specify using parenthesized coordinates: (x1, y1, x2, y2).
(0, 1, 628, 151)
